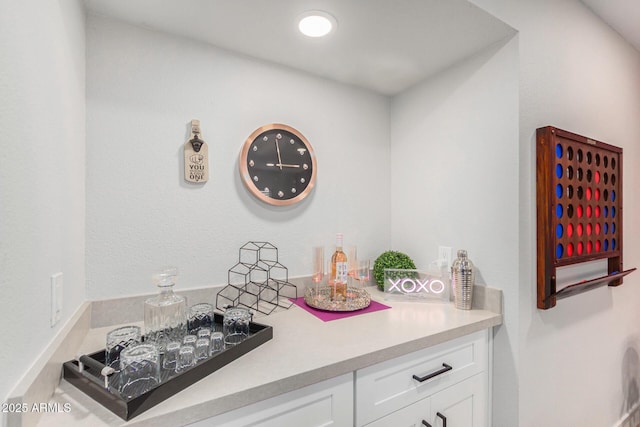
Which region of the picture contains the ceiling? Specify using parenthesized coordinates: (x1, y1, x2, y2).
(83, 1, 639, 96)
(581, 0, 640, 52)
(83, 0, 515, 96)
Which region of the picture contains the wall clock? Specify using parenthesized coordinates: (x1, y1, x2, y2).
(239, 123, 317, 206)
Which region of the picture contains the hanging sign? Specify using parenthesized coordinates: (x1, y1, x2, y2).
(383, 268, 450, 302)
(184, 119, 209, 183)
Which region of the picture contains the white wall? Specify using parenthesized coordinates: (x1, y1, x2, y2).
(390, 38, 520, 425)
(471, 0, 640, 425)
(0, 0, 86, 403)
(85, 16, 391, 299)
(4, 3, 637, 425)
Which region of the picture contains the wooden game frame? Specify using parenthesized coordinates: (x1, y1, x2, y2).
(536, 126, 635, 309)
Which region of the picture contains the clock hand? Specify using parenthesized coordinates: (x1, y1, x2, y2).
(275, 138, 283, 170)
(265, 163, 300, 168)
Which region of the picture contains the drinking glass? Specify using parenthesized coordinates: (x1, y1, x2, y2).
(197, 328, 212, 340)
(309, 246, 324, 302)
(162, 341, 181, 370)
(223, 307, 251, 347)
(105, 325, 142, 371)
(347, 246, 358, 279)
(210, 332, 224, 354)
(194, 338, 210, 362)
(183, 334, 197, 348)
(356, 259, 371, 287)
(176, 345, 195, 373)
(188, 303, 214, 333)
(311, 246, 324, 288)
(119, 343, 160, 399)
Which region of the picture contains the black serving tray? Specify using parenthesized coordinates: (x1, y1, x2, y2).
(62, 313, 273, 421)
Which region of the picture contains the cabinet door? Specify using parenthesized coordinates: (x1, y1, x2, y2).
(428, 373, 486, 427)
(188, 373, 353, 427)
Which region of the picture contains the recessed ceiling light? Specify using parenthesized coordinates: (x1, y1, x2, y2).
(298, 11, 337, 38)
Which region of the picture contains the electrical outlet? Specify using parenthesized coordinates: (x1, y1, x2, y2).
(438, 246, 453, 271)
(51, 272, 63, 327)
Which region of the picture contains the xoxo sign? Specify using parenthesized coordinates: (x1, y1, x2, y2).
(383, 268, 450, 303)
(388, 278, 446, 294)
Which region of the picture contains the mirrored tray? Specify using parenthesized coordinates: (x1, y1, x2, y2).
(304, 286, 371, 312)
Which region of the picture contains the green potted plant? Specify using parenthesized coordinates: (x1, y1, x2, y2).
(373, 251, 417, 291)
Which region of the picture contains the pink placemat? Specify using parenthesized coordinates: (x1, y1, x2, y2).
(290, 297, 391, 322)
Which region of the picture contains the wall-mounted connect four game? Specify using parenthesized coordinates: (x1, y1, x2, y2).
(216, 242, 297, 315)
(536, 126, 635, 309)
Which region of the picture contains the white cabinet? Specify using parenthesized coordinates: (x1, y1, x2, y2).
(188, 373, 353, 427)
(189, 330, 489, 427)
(356, 330, 489, 427)
(364, 373, 485, 427)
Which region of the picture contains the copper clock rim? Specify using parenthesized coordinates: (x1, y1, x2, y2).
(239, 123, 317, 206)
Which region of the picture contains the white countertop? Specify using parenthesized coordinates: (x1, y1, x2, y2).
(38, 287, 502, 427)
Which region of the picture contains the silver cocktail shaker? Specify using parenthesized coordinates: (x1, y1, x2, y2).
(451, 250, 474, 310)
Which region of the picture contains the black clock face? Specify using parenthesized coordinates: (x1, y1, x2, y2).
(240, 124, 316, 206)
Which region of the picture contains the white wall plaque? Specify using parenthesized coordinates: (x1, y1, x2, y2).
(184, 119, 209, 183)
